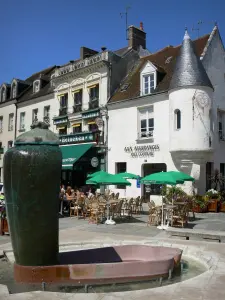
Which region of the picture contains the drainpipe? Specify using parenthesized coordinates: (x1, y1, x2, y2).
(105, 62, 112, 173)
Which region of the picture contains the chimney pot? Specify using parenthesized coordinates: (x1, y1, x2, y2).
(140, 22, 144, 31)
(101, 46, 107, 51)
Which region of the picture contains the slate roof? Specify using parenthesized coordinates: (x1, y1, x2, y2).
(109, 33, 211, 103)
(18, 66, 56, 102)
(170, 30, 213, 90)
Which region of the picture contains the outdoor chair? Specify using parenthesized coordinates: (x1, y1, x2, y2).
(122, 198, 133, 218)
(147, 206, 161, 226)
(172, 204, 189, 227)
(112, 199, 124, 218)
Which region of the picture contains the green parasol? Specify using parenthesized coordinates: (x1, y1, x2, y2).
(86, 172, 131, 186)
(114, 172, 140, 180)
(167, 171, 195, 182)
(87, 170, 110, 178)
(141, 172, 184, 185)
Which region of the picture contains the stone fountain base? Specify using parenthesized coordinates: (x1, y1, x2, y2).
(14, 245, 182, 284)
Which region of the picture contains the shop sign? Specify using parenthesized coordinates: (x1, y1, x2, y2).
(59, 133, 94, 145)
(124, 144, 160, 158)
(82, 110, 100, 119)
(53, 117, 68, 125)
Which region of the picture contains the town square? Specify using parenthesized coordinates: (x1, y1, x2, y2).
(0, 0, 225, 299)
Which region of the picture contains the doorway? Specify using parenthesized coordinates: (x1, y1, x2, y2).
(141, 163, 167, 200)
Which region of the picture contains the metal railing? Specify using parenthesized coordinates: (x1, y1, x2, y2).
(89, 99, 99, 110)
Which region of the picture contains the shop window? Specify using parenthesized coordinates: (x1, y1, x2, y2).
(142, 163, 167, 196)
(174, 109, 181, 130)
(88, 122, 98, 132)
(206, 162, 213, 191)
(115, 162, 127, 189)
(58, 126, 67, 135)
(73, 123, 82, 133)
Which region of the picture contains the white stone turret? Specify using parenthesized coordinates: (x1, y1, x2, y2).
(169, 30, 213, 153)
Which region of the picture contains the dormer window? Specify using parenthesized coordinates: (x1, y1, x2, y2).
(140, 61, 157, 96)
(11, 82, 17, 98)
(143, 74, 155, 95)
(33, 80, 40, 93)
(1, 87, 6, 102)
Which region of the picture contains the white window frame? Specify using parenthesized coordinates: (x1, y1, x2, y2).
(8, 113, 14, 131)
(33, 80, 40, 93)
(20, 112, 25, 130)
(142, 73, 156, 95)
(32, 109, 38, 122)
(1, 87, 6, 102)
(0, 116, 3, 133)
(11, 82, 17, 98)
(138, 106, 154, 139)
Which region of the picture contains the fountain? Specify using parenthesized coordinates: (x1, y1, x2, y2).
(3, 121, 183, 288)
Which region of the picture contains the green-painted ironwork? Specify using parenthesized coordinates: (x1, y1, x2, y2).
(3, 121, 62, 266)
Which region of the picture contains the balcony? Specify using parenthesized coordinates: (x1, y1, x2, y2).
(89, 99, 99, 110)
(59, 107, 68, 116)
(73, 105, 82, 113)
(55, 52, 109, 77)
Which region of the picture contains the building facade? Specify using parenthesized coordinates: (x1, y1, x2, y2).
(0, 24, 149, 187)
(107, 26, 225, 204)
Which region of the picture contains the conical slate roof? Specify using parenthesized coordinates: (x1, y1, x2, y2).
(169, 30, 213, 90)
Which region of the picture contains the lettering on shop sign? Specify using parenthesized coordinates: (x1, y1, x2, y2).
(124, 144, 160, 158)
(60, 133, 94, 144)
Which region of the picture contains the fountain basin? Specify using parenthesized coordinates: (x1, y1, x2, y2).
(14, 245, 182, 284)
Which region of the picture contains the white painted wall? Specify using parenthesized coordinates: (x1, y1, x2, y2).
(0, 102, 16, 181)
(169, 86, 213, 152)
(16, 94, 57, 136)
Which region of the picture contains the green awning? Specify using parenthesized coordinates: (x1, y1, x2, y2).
(60, 143, 93, 170)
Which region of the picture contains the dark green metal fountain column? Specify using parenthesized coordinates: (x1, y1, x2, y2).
(3, 122, 62, 266)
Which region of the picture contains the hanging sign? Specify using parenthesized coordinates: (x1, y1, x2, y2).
(124, 144, 160, 158)
(91, 157, 99, 167)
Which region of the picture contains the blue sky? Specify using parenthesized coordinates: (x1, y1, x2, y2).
(0, 0, 224, 85)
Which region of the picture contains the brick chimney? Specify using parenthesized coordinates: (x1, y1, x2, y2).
(128, 22, 146, 50)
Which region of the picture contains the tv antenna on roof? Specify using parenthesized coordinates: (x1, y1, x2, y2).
(192, 20, 218, 38)
(120, 6, 131, 40)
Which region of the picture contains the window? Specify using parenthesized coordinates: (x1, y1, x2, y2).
(89, 85, 99, 109)
(115, 162, 127, 189)
(142, 163, 167, 196)
(88, 122, 98, 132)
(58, 126, 67, 135)
(218, 111, 224, 140)
(0, 116, 3, 133)
(72, 123, 82, 133)
(139, 106, 154, 139)
(174, 109, 181, 130)
(8, 113, 14, 131)
(1, 87, 6, 102)
(59, 93, 68, 116)
(20, 112, 25, 130)
(43, 106, 50, 123)
(33, 81, 40, 93)
(8, 141, 13, 149)
(32, 109, 38, 122)
(143, 74, 155, 95)
(220, 163, 225, 190)
(73, 90, 82, 113)
(12, 83, 17, 98)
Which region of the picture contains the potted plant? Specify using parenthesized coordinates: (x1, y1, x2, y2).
(205, 189, 221, 212)
(192, 195, 208, 213)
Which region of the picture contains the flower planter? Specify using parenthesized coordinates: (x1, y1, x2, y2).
(220, 202, 225, 212)
(0, 218, 9, 235)
(207, 199, 218, 213)
(192, 205, 207, 213)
